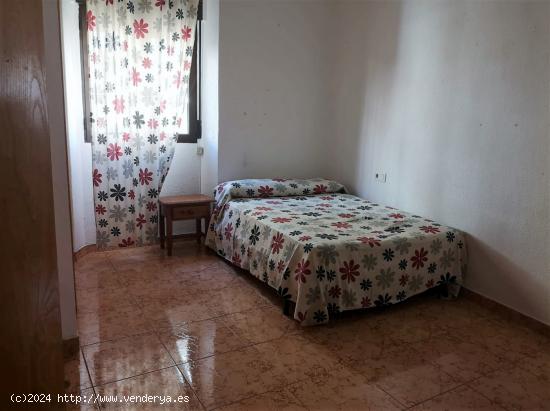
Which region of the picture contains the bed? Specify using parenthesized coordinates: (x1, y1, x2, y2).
(205, 178, 466, 326)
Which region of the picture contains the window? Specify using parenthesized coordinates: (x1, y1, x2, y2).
(77, 0, 203, 144)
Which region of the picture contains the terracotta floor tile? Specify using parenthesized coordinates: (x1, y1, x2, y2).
(223, 305, 301, 344)
(303, 317, 402, 365)
(450, 317, 546, 363)
(368, 304, 448, 344)
(177, 345, 288, 409)
(518, 340, 550, 379)
(175, 266, 247, 293)
(245, 278, 287, 308)
(106, 246, 176, 267)
(65, 388, 100, 410)
(76, 287, 136, 314)
(75, 252, 114, 272)
(75, 267, 122, 290)
(64, 351, 92, 393)
(439, 296, 507, 323)
(74, 246, 549, 411)
(447, 317, 501, 345)
(347, 345, 460, 407)
(203, 285, 270, 317)
(157, 319, 250, 364)
(109, 255, 185, 274)
(286, 367, 403, 410)
(82, 333, 174, 386)
(140, 293, 219, 329)
(127, 278, 190, 304)
(171, 254, 220, 267)
(411, 385, 501, 410)
(78, 306, 153, 346)
(489, 318, 549, 359)
(410, 334, 505, 382)
(216, 389, 307, 411)
(170, 258, 229, 276)
(117, 260, 177, 278)
(150, 243, 216, 265)
(115, 266, 178, 288)
(95, 366, 203, 410)
(469, 366, 550, 411)
(254, 333, 348, 383)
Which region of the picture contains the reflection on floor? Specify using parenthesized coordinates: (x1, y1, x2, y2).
(65, 241, 550, 410)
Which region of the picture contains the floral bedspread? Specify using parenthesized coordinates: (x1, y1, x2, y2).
(206, 179, 466, 326)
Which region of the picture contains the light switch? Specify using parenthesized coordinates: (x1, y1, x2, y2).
(196, 146, 204, 156)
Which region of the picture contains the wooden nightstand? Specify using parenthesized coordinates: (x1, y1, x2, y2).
(159, 194, 214, 256)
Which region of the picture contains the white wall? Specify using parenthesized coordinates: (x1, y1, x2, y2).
(43, 0, 77, 339)
(162, 144, 201, 234)
(329, 0, 550, 325)
(200, 0, 220, 195)
(60, 0, 95, 252)
(218, 0, 334, 182)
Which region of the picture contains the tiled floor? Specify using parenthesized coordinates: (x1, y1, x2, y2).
(66, 241, 550, 410)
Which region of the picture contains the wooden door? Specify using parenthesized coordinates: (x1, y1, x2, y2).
(0, 0, 65, 407)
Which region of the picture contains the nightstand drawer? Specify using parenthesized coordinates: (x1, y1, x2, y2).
(172, 205, 210, 220)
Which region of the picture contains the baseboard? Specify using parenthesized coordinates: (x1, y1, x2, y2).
(73, 244, 97, 262)
(461, 288, 550, 338)
(62, 337, 80, 360)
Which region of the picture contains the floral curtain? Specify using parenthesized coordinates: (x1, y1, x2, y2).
(86, 0, 199, 248)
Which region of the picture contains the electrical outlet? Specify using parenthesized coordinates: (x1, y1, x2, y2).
(196, 146, 204, 156)
(375, 172, 387, 183)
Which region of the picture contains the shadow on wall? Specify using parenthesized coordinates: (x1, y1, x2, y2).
(333, 1, 474, 206)
(328, 1, 403, 195)
(465, 234, 549, 325)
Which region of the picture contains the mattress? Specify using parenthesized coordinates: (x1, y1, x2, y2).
(206, 178, 466, 325)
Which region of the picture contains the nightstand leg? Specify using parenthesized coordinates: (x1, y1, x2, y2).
(159, 209, 165, 249)
(166, 214, 173, 256)
(196, 218, 202, 244)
